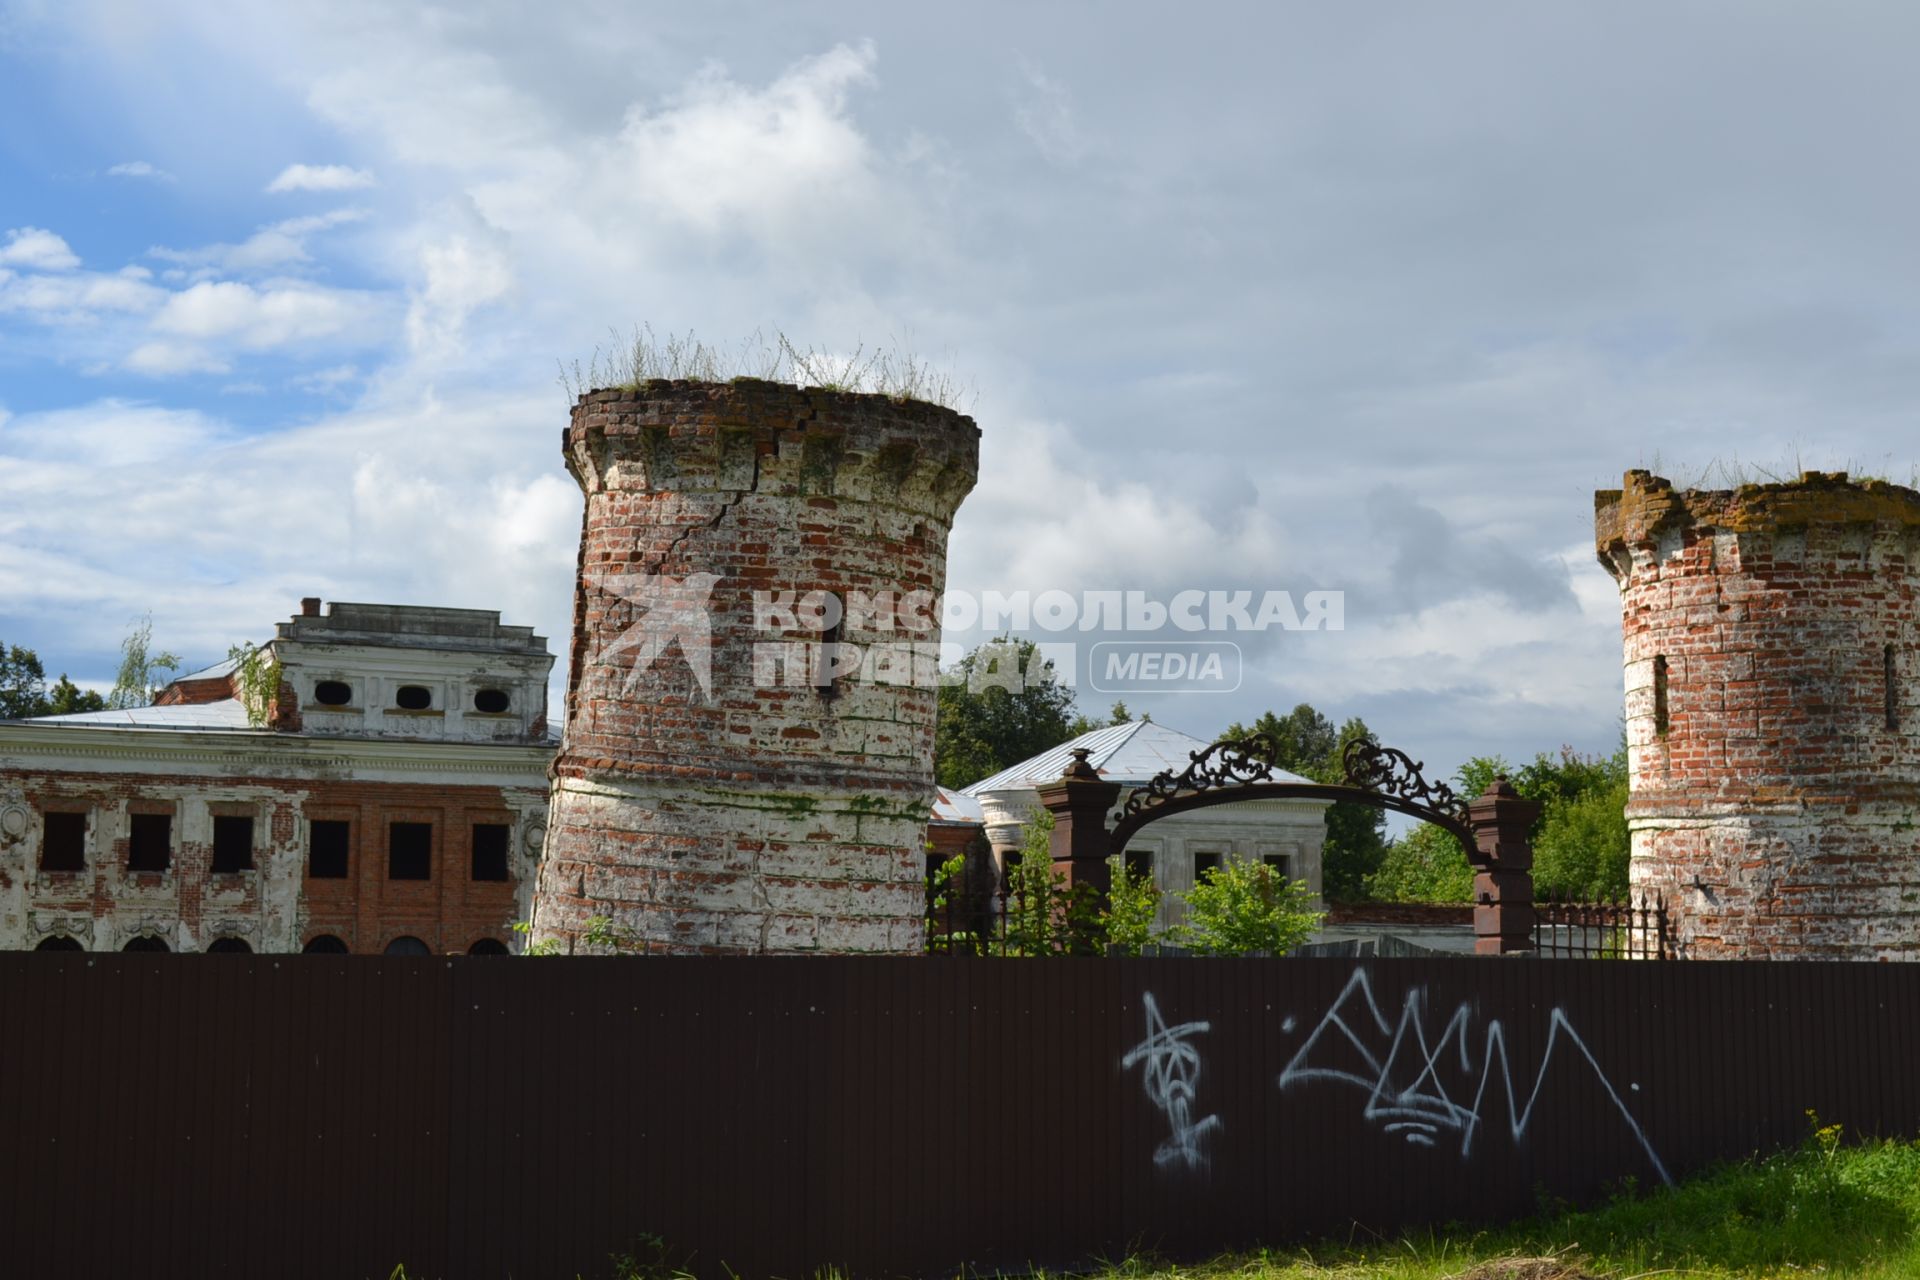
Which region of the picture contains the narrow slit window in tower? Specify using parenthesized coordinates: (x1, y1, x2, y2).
(1888, 645, 1900, 731)
(1653, 655, 1670, 736)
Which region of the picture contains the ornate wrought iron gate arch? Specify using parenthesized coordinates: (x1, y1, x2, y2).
(1035, 735, 1542, 955)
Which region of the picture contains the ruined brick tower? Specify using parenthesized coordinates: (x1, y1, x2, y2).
(530, 380, 979, 953)
(1596, 469, 1920, 959)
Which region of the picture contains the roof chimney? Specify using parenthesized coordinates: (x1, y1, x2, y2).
(300, 597, 321, 617)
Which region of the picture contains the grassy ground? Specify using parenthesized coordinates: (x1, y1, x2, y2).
(1093, 1127, 1920, 1280)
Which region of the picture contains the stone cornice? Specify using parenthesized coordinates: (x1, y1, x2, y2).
(0, 723, 553, 784)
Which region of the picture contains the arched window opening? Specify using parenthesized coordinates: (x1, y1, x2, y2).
(302, 934, 350, 955)
(35, 935, 82, 952)
(467, 938, 510, 956)
(207, 937, 252, 954)
(383, 935, 431, 957)
(123, 936, 170, 953)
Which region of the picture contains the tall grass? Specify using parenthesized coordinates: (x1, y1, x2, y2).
(557, 325, 974, 411)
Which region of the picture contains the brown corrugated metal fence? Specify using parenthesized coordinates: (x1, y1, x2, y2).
(2, 955, 1915, 1279)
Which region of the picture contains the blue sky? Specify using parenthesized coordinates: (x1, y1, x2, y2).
(5, 1, 1920, 781)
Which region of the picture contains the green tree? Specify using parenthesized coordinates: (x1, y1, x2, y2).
(1102, 854, 1161, 957)
(1363, 746, 1632, 903)
(1222, 704, 1390, 902)
(106, 616, 181, 711)
(44, 675, 106, 716)
(0, 642, 49, 719)
(934, 638, 1079, 789)
(1169, 859, 1324, 956)
(0, 642, 106, 718)
(1064, 699, 1133, 738)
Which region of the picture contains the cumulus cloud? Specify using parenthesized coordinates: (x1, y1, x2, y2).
(0, 226, 80, 270)
(150, 279, 385, 347)
(266, 163, 377, 193)
(150, 208, 368, 276)
(405, 233, 513, 362)
(107, 160, 172, 181)
(0, 265, 165, 320)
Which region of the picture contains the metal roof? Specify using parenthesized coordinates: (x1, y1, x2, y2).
(959, 719, 1312, 795)
(9, 698, 255, 730)
(930, 786, 985, 825)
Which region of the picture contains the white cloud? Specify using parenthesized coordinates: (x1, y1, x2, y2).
(126, 340, 231, 376)
(405, 233, 512, 362)
(290, 363, 359, 392)
(0, 226, 80, 271)
(150, 208, 367, 275)
(107, 160, 173, 181)
(0, 268, 165, 319)
(266, 163, 376, 193)
(150, 279, 385, 348)
(1011, 59, 1087, 164)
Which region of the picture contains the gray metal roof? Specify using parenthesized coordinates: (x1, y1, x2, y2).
(930, 786, 985, 825)
(959, 719, 1312, 795)
(11, 698, 255, 730)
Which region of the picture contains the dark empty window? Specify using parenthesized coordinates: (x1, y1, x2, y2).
(1653, 655, 1670, 736)
(394, 685, 432, 710)
(128, 812, 171, 873)
(1263, 853, 1291, 876)
(471, 823, 510, 882)
(309, 820, 350, 879)
(384, 935, 431, 956)
(211, 815, 254, 873)
(388, 822, 433, 880)
(303, 934, 349, 954)
(35, 935, 82, 952)
(314, 680, 353, 706)
(1124, 846, 1153, 878)
(472, 688, 511, 714)
(467, 938, 509, 956)
(123, 936, 169, 953)
(1193, 851, 1222, 881)
(207, 937, 252, 954)
(1888, 645, 1900, 731)
(40, 811, 85, 872)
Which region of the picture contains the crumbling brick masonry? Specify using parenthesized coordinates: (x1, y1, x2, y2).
(530, 380, 979, 953)
(1596, 469, 1920, 958)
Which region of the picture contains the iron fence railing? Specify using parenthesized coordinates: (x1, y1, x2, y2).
(1531, 893, 1673, 959)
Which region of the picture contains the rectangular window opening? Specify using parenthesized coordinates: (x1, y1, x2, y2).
(470, 823, 510, 882)
(388, 821, 433, 881)
(309, 820, 350, 879)
(1887, 645, 1900, 731)
(40, 811, 85, 873)
(1193, 850, 1223, 881)
(1263, 853, 1291, 877)
(1124, 847, 1153, 879)
(1653, 654, 1670, 737)
(211, 815, 254, 874)
(128, 812, 172, 873)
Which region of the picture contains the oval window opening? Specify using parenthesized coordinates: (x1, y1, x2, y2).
(473, 688, 511, 714)
(314, 680, 352, 706)
(394, 685, 432, 711)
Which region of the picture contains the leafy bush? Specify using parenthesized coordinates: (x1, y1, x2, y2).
(1367, 822, 1475, 903)
(1531, 772, 1630, 900)
(1168, 859, 1324, 957)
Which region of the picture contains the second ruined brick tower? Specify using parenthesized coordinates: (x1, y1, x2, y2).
(1596, 469, 1920, 959)
(530, 380, 979, 953)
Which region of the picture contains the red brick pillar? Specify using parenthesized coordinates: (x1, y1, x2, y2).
(531, 380, 979, 954)
(1468, 778, 1539, 956)
(1036, 748, 1122, 898)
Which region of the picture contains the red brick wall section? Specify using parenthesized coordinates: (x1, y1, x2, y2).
(0, 766, 536, 954)
(1596, 469, 1920, 958)
(532, 380, 980, 955)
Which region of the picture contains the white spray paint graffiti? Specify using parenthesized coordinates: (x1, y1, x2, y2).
(1121, 992, 1223, 1172)
(1276, 968, 1671, 1185)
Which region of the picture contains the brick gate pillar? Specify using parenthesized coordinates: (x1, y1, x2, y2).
(1036, 748, 1122, 937)
(1468, 777, 1540, 956)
